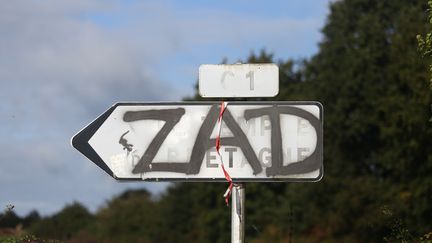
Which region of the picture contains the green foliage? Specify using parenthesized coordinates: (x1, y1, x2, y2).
(29, 202, 93, 241)
(0, 235, 61, 243)
(22, 211, 40, 228)
(300, 0, 432, 240)
(91, 189, 161, 243)
(157, 183, 231, 243)
(0, 211, 21, 229)
(417, 0, 432, 87)
(421, 231, 432, 243)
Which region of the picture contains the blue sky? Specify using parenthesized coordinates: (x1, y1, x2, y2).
(0, 0, 331, 216)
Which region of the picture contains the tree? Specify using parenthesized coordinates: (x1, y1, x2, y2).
(22, 210, 40, 228)
(301, 0, 432, 240)
(0, 211, 21, 229)
(417, 0, 432, 87)
(29, 202, 94, 240)
(91, 189, 161, 243)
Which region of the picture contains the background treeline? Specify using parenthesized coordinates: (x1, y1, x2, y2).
(2, 0, 432, 242)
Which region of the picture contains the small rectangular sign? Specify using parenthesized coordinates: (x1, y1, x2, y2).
(199, 64, 279, 97)
(72, 102, 323, 182)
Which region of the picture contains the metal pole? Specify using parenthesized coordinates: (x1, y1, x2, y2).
(231, 183, 245, 243)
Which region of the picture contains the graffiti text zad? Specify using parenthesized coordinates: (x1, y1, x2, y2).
(114, 104, 322, 177)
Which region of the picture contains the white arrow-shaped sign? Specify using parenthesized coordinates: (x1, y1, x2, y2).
(71, 102, 323, 182)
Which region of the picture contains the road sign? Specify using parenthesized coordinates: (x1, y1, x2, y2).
(199, 64, 279, 97)
(72, 102, 323, 182)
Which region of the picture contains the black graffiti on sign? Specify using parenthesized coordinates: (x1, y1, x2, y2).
(244, 105, 322, 176)
(122, 104, 322, 176)
(119, 130, 133, 152)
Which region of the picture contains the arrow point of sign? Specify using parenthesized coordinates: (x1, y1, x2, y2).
(71, 104, 119, 179)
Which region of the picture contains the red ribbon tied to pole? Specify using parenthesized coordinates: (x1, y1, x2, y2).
(215, 101, 234, 206)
